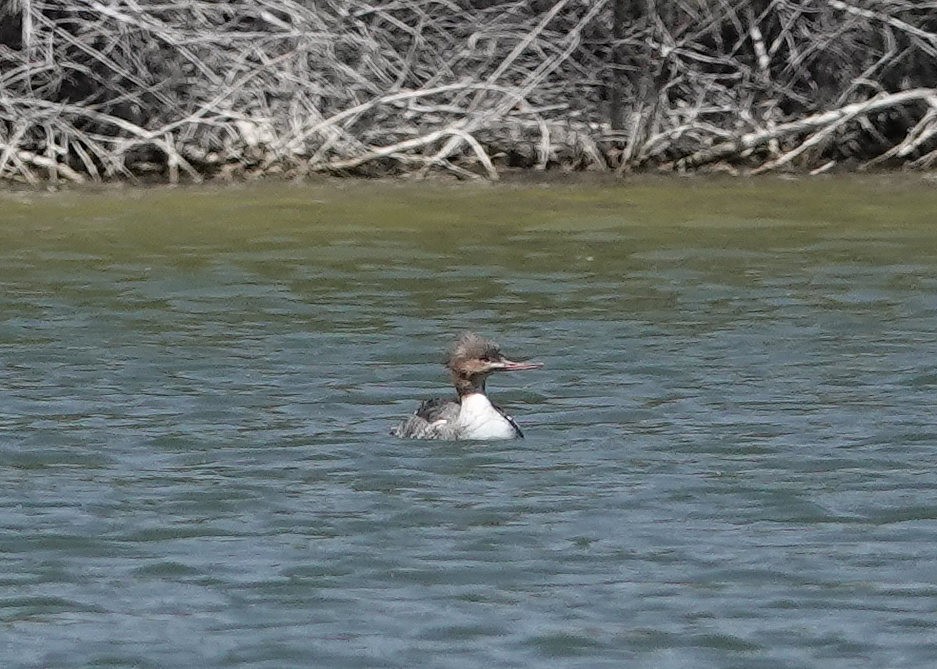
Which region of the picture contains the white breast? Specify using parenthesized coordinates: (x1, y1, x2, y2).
(456, 393, 520, 440)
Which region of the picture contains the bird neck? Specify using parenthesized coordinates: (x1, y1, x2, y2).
(452, 371, 487, 399)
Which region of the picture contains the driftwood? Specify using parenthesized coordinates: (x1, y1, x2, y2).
(1, 1, 937, 183)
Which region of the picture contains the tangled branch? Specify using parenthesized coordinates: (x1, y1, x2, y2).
(0, 0, 936, 182)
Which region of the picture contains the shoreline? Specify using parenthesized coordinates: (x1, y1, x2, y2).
(0, 168, 935, 195)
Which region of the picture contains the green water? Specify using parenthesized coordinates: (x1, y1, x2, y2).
(2, 177, 937, 668)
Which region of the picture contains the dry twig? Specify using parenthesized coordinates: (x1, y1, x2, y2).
(0, 0, 936, 181)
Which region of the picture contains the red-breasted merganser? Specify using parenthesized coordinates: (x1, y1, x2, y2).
(391, 333, 542, 440)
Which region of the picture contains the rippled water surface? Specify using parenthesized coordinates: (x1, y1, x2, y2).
(2, 178, 937, 668)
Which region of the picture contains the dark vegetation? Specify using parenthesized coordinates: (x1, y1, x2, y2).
(1, 0, 936, 183)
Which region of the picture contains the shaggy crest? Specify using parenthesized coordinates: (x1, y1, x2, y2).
(446, 332, 502, 370)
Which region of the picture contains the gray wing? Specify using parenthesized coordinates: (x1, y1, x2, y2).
(391, 397, 461, 439)
(414, 397, 461, 423)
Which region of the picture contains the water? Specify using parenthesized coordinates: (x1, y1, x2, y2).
(2, 178, 937, 668)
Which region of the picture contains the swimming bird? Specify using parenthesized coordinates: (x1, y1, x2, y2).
(391, 333, 542, 440)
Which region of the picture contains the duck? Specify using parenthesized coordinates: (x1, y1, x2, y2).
(391, 332, 542, 440)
